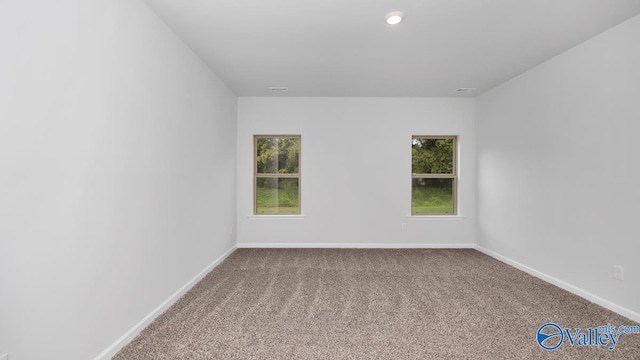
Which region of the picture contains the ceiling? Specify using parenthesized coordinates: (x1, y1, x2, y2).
(144, 0, 640, 97)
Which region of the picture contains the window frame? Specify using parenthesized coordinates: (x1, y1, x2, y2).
(253, 135, 301, 215)
(411, 135, 458, 216)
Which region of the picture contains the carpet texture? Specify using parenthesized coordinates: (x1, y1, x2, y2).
(114, 249, 640, 359)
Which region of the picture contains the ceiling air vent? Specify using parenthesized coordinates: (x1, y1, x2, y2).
(455, 88, 477, 92)
(269, 87, 289, 92)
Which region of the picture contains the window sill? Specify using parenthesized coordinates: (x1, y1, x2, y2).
(247, 214, 306, 220)
(406, 215, 466, 221)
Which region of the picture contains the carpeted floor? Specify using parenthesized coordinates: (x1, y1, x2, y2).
(114, 249, 640, 359)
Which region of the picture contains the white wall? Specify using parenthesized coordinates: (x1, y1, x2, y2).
(0, 1, 237, 359)
(237, 98, 475, 247)
(477, 14, 640, 319)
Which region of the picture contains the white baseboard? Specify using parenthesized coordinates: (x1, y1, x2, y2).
(92, 245, 237, 360)
(237, 243, 475, 249)
(474, 245, 640, 324)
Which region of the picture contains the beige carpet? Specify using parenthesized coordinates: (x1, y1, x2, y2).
(114, 249, 640, 359)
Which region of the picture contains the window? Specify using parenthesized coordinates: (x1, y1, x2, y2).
(411, 136, 457, 215)
(254, 135, 301, 215)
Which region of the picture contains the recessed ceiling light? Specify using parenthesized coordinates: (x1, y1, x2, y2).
(385, 11, 404, 25)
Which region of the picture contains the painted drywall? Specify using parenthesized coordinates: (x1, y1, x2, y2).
(237, 98, 475, 247)
(477, 14, 640, 318)
(0, 1, 237, 359)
